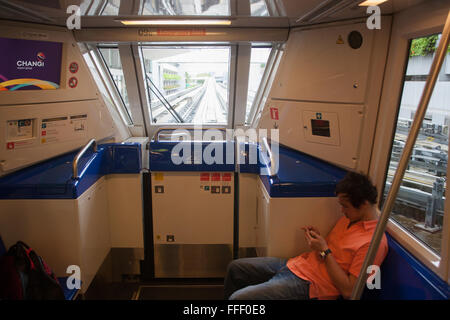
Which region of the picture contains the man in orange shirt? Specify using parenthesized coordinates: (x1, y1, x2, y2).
(224, 171, 388, 300)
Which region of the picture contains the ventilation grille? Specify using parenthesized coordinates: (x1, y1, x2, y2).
(296, 0, 361, 24)
(20, 0, 61, 9)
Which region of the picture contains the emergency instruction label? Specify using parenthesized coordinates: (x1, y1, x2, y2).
(6, 119, 35, 150)
(7, 119, 33, 140)
(40, 116, 69, 144)
(40, 114, 87, 144)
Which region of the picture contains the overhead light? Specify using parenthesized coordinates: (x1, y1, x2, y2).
(358, 0, 388, 6)
(119, 19, 232, 26)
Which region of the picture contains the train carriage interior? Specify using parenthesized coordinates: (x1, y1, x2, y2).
(0, 0, 449, 302)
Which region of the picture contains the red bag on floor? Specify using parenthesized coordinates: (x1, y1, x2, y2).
(0, 241, 64, 300)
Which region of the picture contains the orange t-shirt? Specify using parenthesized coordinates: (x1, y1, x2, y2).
(287, 216, 388, 300)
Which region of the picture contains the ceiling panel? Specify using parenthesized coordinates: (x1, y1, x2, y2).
(0, 0, 429, 28)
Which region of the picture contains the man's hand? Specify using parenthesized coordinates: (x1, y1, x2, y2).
(304, 229, 328, 252)
(302, 226, 320, 235)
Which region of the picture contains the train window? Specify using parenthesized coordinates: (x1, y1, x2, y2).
(250, 0, 269, 16)
(140, 0, 230, 16)
(98, 46, 132, 122)
(246, 44, 284, 126)
(141, 46, 230, 125)
(81, 45, 133, 125)
(382, 33, 449, 256)
(245, 46, 271, 124)
(101, 0, 120, 16)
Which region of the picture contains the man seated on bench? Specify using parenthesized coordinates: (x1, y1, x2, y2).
(224, 171, 388, 300)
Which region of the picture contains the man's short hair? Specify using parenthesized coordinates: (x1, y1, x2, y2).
(335, 171, 378, 208)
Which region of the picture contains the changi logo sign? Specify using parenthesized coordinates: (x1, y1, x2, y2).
(16, 51, 46, 70)
(37, 52, 46, 61)
(0, 37, 62, 90)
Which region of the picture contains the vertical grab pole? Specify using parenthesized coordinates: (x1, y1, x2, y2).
(351, 11, 450, 300)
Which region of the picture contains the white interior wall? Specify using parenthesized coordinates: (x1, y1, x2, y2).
(257, 18, 392, 172)
(106, 174, 144, 248)
(0, 20, 130, 176)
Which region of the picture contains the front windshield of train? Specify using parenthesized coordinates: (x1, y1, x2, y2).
(141, 46, 230, 125)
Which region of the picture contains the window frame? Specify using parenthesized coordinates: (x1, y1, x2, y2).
(246, 43, 283, 126)
(96, 45, 134, 125)
(137, 43, 237, 132)
(81, 44, 133, 126)
(252, 43, 284, 128)
(369, 3, 450, 282)
(100, 0, 120, 16)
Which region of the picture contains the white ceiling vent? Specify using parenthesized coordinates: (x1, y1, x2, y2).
(19, 0, 61, 9)
(295, 0, 361, 24)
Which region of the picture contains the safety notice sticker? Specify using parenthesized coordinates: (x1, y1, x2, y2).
(200, 172, 210, 192)
(6, 140, 34, 150)
(270, 107, 279, 120)
(40, 114, 88, 144)
(68, 76, 78, 88)
(40, 116, 69, 144)
(70, 114, 87, 132)
(69, 61, 79, 74)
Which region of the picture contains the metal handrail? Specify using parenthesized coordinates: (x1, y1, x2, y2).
(261, 137, 277, 177)
(350, 11, 450, 300)
(72, 139, 98, 180)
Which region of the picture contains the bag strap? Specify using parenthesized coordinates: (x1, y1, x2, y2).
(9, 241, 35, 271)
(15, 241, 30, 249)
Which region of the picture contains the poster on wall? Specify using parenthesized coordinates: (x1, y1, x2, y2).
(0, 37, 62, 91)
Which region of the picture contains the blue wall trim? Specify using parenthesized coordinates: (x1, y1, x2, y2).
(363, 234, 449, 300)
(237, 142, 261, 174)
(259, 144, 347, 198)
(149, 141, 235, 172)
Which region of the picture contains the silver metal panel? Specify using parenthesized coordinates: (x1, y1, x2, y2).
(238, 247, 258, 259)
(111, 248, 145, 281)
(256, 247, 267, 258)
(154, 244, 232, 278)
(93, 248, 145, 283)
